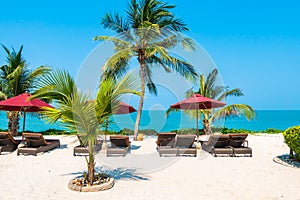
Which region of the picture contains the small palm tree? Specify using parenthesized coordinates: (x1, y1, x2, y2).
(0, 45, 49, 135)
(96, 0, 198, 140)
(35, 70, 138, 185)
(169, 69, 255, 135)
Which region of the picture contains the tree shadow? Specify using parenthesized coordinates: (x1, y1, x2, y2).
(95, 166, 149, 181)
(57, 144, 68, 149)
(130, 145, 141, 151)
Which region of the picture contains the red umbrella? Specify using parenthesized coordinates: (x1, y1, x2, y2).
(87, 100, 136, 114)
(0, 92, 54, 133)
(114, 102, 136, 114)
(170, 94, 226, 136)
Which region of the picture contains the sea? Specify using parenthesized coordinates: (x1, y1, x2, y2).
(0, 110, 299, 133)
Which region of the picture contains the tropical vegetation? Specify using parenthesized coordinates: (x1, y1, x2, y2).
(33, 69, 138, 185)
(0, 45, 49, 135)
(168, 68, 255, 135)
(95, 0, 198, 140)
(283, 126, 300, 161)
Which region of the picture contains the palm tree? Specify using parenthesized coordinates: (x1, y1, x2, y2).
(169, 69, 255, 135)
(95, 0, 198, 140)
(35, 70, 138, 185)
(0, 45, 49, 135)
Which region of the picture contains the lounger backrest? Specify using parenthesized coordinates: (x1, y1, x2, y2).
(23, 133, 48, 147)
(77, 134, 86, 146)
(77, 134, 102, 147)
(110, 136, 130, 147)
(176, 135, 196, 148)
(0, 132, 9, 146)
(229, 133, 248, 147)
(205, 135, 229, 147)
(157, 132, 176, 147)
(0, 132, 19, 145)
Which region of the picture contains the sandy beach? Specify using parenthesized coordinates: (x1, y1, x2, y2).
(0, 134, 299, 200)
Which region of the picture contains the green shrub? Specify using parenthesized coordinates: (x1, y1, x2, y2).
(42, 129, 73, 135)
(220, 127, 252, 134)
(264, 128, 283, 134)
(137, 129, 157, 136)
(283, 126, 300, 161)
(171, 128, 204, 135)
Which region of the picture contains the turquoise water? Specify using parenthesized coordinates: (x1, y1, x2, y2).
(0, 110, 299, 132)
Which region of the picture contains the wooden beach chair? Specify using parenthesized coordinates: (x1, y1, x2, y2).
(73, 134, 102, 156)
(17, 133, 60, 156)
(107, 136, 131, 156)
(176, 135, 197, 157)
(229, 133, 252, 157)
(0, 132, 21, 155)
(156, 132, 177, 156)
(202, 135, 233, 157)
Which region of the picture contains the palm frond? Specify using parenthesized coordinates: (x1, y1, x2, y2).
(144, 64, 157, 95)
(159, 55, 198, 81)
(33, 69, 77, 104)
(217, 88, 244, 101)
(100, 13, 129, 33)
(101, 48, 133, 76)
(211, 104, 255, 122)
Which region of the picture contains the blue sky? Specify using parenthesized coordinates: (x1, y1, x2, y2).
(1, 0, 300, 110)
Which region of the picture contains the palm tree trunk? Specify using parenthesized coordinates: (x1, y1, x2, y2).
(202, 119, 212, 135)
(8, 111, 19, 136)
(133, 51, 146, 141)
(289, 148, 294, 159)
(87, 140, 95, 186)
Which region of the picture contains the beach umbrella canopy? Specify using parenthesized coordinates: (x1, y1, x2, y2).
(170, 94, 226, 136)
(87, 100, 136, 114)
(114, 102, 136, 114)
(0, 92, 54, 133)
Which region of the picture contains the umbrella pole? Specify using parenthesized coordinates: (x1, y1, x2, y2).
(22, 111, 26, 142)
(196, 109, 199, 142)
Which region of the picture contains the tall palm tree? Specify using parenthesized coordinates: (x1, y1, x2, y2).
(0, 45, 49, 135)
(35, 70, 139, 185)
(96, 0, 198, 140)
(169, 69, 255, 135)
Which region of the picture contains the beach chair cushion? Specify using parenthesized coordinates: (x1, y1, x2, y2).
(176, 135, 196, 148)
(23, 133, 49, 147)
(0, 138, 9, 146)
(229, 134, 248, 147)
(156, 132, 176, 147)
(0, 132, 19, 145)
(110, 136, 130, 147)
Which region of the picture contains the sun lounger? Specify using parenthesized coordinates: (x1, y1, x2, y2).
(176, 135, 197, 157)
(0, 132, 21, 155)
(73, 134, 102, 156)
(107, 136, 130, 156)
(229, 133, 252, 157)
(202, 135, 233, 157)
(17, 133, 60, 156)
(156, 132, 177, 156)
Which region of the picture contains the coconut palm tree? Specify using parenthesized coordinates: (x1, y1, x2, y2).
(168, 69, 255, 135)
(35, 69, 139, 185)
(0, 45, 49, 135)
(95, 0, 198, 140)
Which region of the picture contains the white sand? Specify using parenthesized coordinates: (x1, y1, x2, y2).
(0, 134, 299, 200)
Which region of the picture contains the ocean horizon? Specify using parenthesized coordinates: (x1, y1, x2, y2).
(0, 110, 299, 133)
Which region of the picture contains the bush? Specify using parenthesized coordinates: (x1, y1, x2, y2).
(220, 127, 252, 134)
(171, 128, 204, 135)
(264, 128, 283, 134)
(42, 129, 73, 135)
(283, 126, 300, 161)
